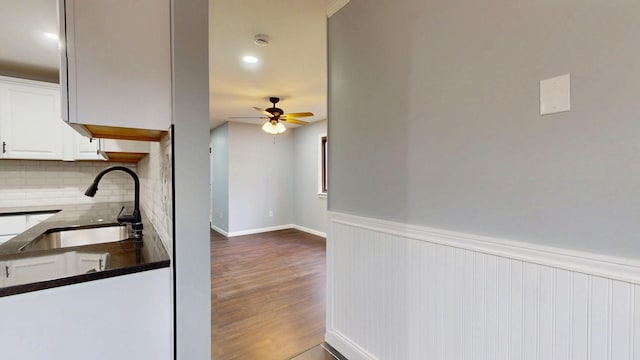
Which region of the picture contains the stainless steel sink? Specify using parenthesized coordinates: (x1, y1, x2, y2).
(19, 225, 129, 252)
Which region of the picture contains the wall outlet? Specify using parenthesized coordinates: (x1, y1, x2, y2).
(269, 210, 274, 217)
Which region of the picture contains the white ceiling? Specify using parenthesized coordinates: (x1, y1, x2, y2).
(0, 0, 59, 81)
(209, 0, 328, 130)
(0, 0, 329, 130)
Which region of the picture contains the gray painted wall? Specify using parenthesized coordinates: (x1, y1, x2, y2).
(329, 0, 640, 258)
(293, 119, 327, 233)
(171, 0, 210, 357)
(210, 123, 229, 232)
(209, 121, 328, 235)
(228, 122, 294, 233)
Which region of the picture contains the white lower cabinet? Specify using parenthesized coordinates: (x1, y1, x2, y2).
(3, 254, 65, 287)
(0, 268, 171, 360)
(0, 215, 27, 238)
(1, 251, 109, 287)
(0, 212, 56, 245)
(0, 215, 28, 246)
(72, 252, 109, 274)
(26, 213, 56, 227)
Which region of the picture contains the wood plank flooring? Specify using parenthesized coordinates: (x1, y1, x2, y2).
(211, 229, 326, 360)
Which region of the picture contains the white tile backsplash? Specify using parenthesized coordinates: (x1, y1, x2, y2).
(0, 160, 136, 208)
(138, 132, 172, 255)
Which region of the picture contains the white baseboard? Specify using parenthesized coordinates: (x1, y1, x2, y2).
(292, 224, 326, 238)
(210, 224, 228, 237)
(325, 330, 376, 360)
(215, 223, 327, 238)
(227, 224, 294, 237)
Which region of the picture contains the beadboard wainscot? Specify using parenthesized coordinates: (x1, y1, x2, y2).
(326, 211, 640, 360)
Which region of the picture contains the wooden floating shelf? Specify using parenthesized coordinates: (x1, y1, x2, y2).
(84, 124, 167, 142)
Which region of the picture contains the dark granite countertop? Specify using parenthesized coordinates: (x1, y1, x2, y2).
(0, 202, 170, 297)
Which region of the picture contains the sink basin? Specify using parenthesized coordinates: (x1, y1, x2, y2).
(19, 225, 129, 252)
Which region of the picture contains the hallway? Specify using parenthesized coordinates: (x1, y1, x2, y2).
(211, 229, 326, 359)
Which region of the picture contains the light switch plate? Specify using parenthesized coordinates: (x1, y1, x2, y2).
(540, 74, 571, 115)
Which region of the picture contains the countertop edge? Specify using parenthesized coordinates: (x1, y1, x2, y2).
(0, 202, 171, 297)
(0, 259, 170, 297)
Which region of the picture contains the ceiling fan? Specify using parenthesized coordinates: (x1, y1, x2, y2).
(231, 97, 314, 134)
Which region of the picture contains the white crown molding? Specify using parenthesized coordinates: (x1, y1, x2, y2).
(328, 211, 640, 284)
(0, 75, 58, 89)
(326, 0, 350, 18)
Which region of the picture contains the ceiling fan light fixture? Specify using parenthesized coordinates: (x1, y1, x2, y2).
(262, 121, 286, 135)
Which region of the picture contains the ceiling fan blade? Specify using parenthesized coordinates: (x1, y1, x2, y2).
(229, 116, 268, 119)
(282, 118, 309, 125)
(282, 112, 314, 118)
(253, 107, 274, 118)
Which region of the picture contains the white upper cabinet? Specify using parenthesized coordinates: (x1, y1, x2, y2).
(0, 76, 147, 162)
(59, 0, 172, 135)
(0, 77, 65, 160)
(65, 124, 104, 161)
(73, 135, 102, 160)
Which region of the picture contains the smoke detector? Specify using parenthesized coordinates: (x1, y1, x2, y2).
(254, 34, 270, 46)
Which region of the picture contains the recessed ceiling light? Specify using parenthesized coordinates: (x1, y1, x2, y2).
(44, 32, 58, 40)
(242, 56, 259, 64)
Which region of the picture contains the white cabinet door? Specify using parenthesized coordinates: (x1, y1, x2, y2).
(4, 254, 66, 287)
(71, 133, 104, 161)
(74, 252, 109, 274)
(0, 77, 65, 160)
(0, 213, 56, 245)
(0, 235, 15, 245)
(75, 135, 100, 159)
(61, 113, 108, 161)
(60, 0, 171, 132)
(26, 213, 55, 227)
(0, 215, 27, 237)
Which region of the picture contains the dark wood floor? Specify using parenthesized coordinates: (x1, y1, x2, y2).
(211, 228, 326, 360)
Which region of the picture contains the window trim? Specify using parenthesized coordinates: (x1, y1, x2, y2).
(318, 134, 328, 195)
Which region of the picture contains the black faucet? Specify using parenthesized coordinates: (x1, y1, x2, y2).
(85, 166, 143, 238)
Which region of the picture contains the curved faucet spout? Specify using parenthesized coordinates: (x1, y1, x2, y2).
(85, 166, 142, 234)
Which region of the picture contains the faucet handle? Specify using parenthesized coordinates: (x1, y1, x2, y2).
(117, 205, 126, 220)
(118, 213, 136, 223)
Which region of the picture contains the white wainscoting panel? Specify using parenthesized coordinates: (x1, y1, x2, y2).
(326, 212, 640, 360)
